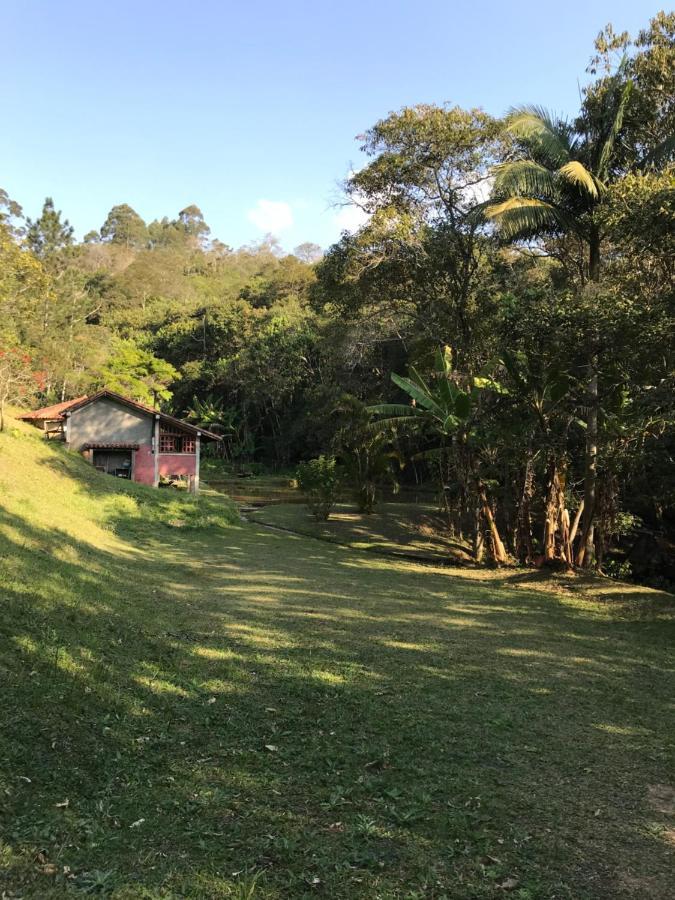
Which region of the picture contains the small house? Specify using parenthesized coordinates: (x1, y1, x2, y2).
(19, 390, 220, 492)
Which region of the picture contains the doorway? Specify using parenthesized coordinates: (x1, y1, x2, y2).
(92, 450, 133, 479)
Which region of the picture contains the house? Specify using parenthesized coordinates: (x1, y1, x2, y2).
(19, 390, 220, 492)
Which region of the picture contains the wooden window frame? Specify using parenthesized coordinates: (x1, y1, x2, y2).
(159, 427, 197, 455)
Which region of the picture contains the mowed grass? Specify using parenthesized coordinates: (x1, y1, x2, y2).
(1, 417, 674, 899)
(249, 502, 473, 565)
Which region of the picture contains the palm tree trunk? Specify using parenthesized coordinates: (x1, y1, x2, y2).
(577, 232, 601, 568)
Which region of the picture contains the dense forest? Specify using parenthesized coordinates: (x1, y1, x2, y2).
(1, 12, 673, 581)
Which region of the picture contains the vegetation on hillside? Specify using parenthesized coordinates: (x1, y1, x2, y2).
(1, 13, 673, 583)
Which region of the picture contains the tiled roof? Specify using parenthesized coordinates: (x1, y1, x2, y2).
(82, 442, 140, 450)
(17, 397, 88, 420)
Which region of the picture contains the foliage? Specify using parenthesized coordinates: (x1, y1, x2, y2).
(97, 338, 179, 405)
(333, 394, 401, 513)
(0, 346, 46, 430)
(25, 197, 74, 260)
(0, 10, 672, 580)
(99, 203, 148, 248)
(296, 455, 342, 520)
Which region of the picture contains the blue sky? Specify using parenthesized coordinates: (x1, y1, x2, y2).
(2, 1, 653, 251)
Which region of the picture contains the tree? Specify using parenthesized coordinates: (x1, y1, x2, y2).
(294, 242, 323, 264)
(322, 105, 504, 360)
(25, 197, 74, 260)
(0, 346, 46, 431)
(177, 205, 210, 246)
(100, 204, 148, 249)
(585, 13, 675, 172)
(0, 221, 51, 346)
(481, 66, 640, 567)
(296, 456, 342, 521)
(97, 339, 178, 406)
(0, 188, 23, 237)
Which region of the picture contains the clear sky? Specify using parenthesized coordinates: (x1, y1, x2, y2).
(2, 1, 655, 251)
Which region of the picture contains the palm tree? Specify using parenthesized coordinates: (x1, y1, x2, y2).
(480, 73, 634, 567)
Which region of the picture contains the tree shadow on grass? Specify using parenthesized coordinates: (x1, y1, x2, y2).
(1, 488, 674, 898)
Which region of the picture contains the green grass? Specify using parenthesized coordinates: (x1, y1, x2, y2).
(249, 502, 473, 564)
(1, 415, 674, 898)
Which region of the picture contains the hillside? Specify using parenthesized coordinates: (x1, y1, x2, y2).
(1, 414, 674, 899)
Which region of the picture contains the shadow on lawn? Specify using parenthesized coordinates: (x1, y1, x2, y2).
(1, 482, 674, 899)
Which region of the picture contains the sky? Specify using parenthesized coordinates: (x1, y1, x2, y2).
(1, 0, 655, 252)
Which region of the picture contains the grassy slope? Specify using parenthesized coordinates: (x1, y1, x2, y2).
(1, 415, 674, 899)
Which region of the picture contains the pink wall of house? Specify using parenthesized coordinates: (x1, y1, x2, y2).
(133, 445, 155, 486)
(158, 454, 197, 478)
(133, 449, 198, 485)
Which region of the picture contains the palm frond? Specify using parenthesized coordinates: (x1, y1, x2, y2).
(485, 197, 575, 239)
(597, 78, 633, 180)
(492, 160, 557, 199)
(506, 106, 571, 168)
(558, 161, 603, 198)
(465, 198, 496, 224)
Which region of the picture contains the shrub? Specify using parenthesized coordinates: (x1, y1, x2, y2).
(296, 456, 341, 520)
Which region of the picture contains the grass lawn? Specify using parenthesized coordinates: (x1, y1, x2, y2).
(248, 502, 473, 565)
(1, 416, 674, 898)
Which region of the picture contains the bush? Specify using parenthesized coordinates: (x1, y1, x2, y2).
(296, 456, 342, 520)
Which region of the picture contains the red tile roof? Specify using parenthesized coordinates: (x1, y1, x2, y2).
(82, 442, 140, 450)
(18, 396, 88, 420)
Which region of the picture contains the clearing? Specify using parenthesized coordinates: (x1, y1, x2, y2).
(1, 416, 674, 898)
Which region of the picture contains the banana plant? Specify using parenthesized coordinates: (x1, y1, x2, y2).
(500, 350, 577, 567)
(368, 346, 480, 437)
(369, 346, 509, 564)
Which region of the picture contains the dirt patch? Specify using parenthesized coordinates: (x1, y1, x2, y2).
(648, 783, 675, 817)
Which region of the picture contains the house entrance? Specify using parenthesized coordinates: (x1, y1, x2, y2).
(92, 449, 133, 479)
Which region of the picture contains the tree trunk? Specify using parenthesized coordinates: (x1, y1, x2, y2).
(558, 501, 573, 569)
(477, 480, 508, 564)
(473, 503, 485, 563)
(577, 232, 601, 568)
(515, 457, 535, 565)
(576, 364, 598, 567)
(569, 499, 584, 546)
(543, 456, 574, 568)
(543, 456, 558, 564)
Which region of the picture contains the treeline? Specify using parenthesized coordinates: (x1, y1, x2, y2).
(1, 12, 673, 579)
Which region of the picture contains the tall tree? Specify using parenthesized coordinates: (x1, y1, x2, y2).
(481, 63, 651, 567)
(25, 197, 74, 260)
(100, 204, 148, 249)
(177, 205, 211, 246)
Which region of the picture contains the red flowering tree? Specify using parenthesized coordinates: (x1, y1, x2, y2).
(0, 347, 47, 431)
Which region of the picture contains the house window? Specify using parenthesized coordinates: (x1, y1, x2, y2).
(159, 428, 196, 454)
